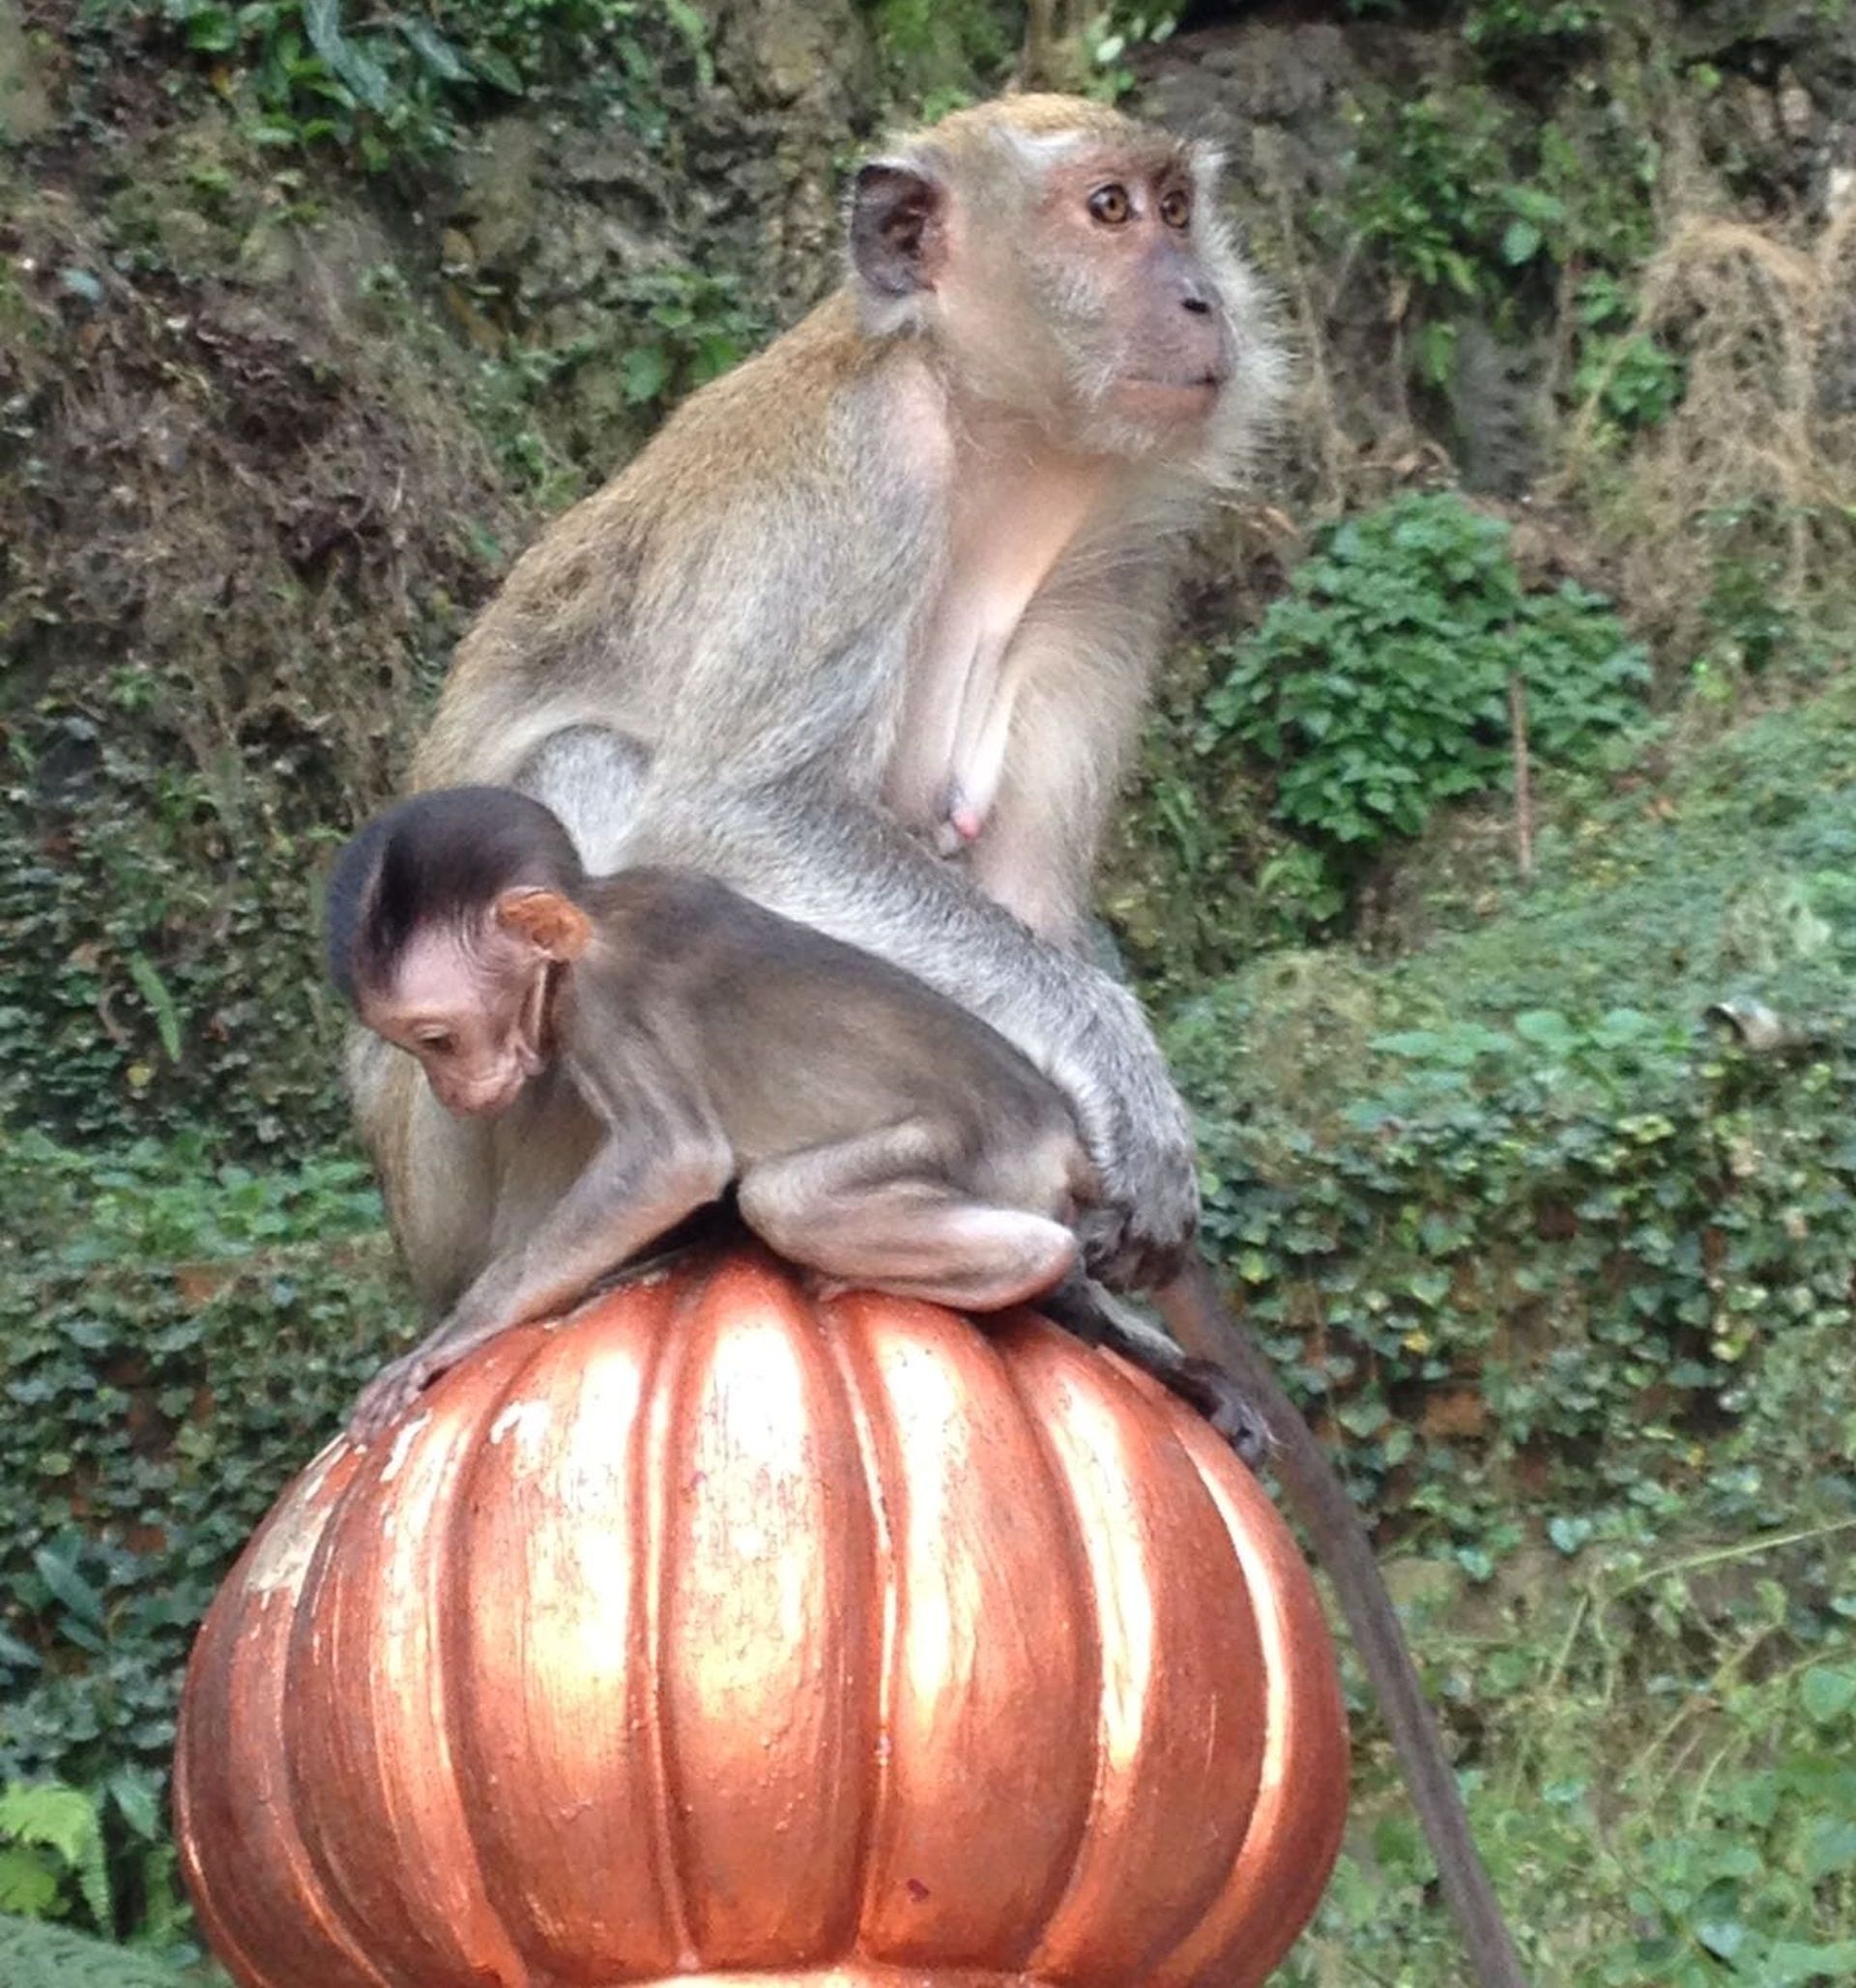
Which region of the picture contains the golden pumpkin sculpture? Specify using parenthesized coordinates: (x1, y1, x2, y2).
(175, 1249, 1348, 1987)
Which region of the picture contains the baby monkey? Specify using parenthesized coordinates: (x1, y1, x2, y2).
(328, 788, 1260, 1450)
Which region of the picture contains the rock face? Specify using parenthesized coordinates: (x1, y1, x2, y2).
(1137, 3, 1856, 460)
(0, 0, 54, 143)
(704, 0, 880, 301)
(425, 0, 880, 464)
(0, 0, 892, 1146)
(442, 0, 876, 347)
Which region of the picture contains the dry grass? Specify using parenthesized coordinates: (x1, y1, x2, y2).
(1566, 201, 1856, 657)
(1236, 53, 1856, 677)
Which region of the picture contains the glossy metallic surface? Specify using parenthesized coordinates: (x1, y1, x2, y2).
(176, 1249, 1348, 1986)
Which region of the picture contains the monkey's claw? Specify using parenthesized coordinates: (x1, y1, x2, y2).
(1177, 1357, 1269, 1469)
(1064, 993, 1202, 1292)
(346, 1350, 444, 1445)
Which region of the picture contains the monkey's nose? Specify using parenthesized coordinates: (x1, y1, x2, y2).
(1180, 292, 1212, 315)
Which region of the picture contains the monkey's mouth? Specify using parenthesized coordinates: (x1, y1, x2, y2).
(1115, 372, 1225, 417)
(442, 1075, 528, 1117)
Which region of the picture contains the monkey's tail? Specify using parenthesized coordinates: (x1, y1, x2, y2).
(1160, 1254, 1531, 1988)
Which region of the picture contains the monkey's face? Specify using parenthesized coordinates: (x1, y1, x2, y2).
(853, 104, 1285, 478)
(362, 922, 551, 1118)
(1024, 146, 1232, 438)
(941, 138, 1274, 471)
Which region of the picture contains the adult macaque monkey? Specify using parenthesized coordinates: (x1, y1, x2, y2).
(329, 786, 1261, 1449)
(365, 93, 1279, 1303)
(351, 95, 1527, 1988)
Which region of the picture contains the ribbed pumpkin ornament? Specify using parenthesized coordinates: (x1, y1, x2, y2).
(175, 1249, 1347, 1988)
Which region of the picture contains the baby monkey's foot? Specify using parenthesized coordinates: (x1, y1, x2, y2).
(1037, 1278, 1269, 1468)
(1173, 1358, 1270, 1468)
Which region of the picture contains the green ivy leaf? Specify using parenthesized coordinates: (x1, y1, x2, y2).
(1456, 1545, 1495, 1583)
(29, 1552, 105, 1631)
(1693, 1917, 1746, 1962)
(662, 0, 713, 88)
(124, 956, 182, 1066)
(1801, 1664, 1856, 1724)
(394, 16, 470, 81)
(0, 1628, 42, 1671)
(1804, 1819, 1856, 1881)
(1547, 1515, 1593, 1555)
(183, 5, 237, 52)
(0, 1782, 101, 1874)
(0, 1848, 61, 1916)
(1337, 1397, 1390, 1436)
(1515, 1009, 1577, 1053)
(104, 1771, 161, 1843)
(467, 46, 523, 94)
(622, 343, 673, 405)
(1766, 1939, 1856, 1980)
(302, 0, 392, 111)
(1501, 217, 1542, 264)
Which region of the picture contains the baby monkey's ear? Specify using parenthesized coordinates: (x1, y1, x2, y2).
(496, 887, 593, 962)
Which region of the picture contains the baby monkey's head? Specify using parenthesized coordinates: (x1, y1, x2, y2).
(326, 787, 590, 1117)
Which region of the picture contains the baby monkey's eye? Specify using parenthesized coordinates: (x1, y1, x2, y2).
(415, 1028, 457, 1054)
(1088, 184, 1132, 225)
(1159, 187, 1191, 229)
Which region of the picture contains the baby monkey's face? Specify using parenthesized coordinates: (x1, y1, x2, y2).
(363, 915, 553, 1118)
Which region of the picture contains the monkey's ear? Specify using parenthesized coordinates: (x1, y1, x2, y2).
(496, 888, 593, 963)
(850, 158, 946, 298)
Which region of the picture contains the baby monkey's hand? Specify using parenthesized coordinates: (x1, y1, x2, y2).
(345, 1302, 507, 1443)
(346, 1345, 450, 1444)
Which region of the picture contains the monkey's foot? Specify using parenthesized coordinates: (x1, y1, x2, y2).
(1174, 1358, 1269, 1469)
(347, 1348, 447, 1445)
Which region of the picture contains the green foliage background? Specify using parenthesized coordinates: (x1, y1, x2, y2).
(2, 0, 1854, 1981)
(1204, 491, 1652, 869)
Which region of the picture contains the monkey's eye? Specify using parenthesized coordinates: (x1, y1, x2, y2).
(1159, 187, 1191, 230)
(415, 1027, 457, 1055)
(1088, 184, 1132, 226)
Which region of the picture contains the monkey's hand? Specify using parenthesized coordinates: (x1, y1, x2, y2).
(345, 1307, 506, 1444)
(1058, 973, 1201, 1290)
(347, 1345, 448, 1444)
